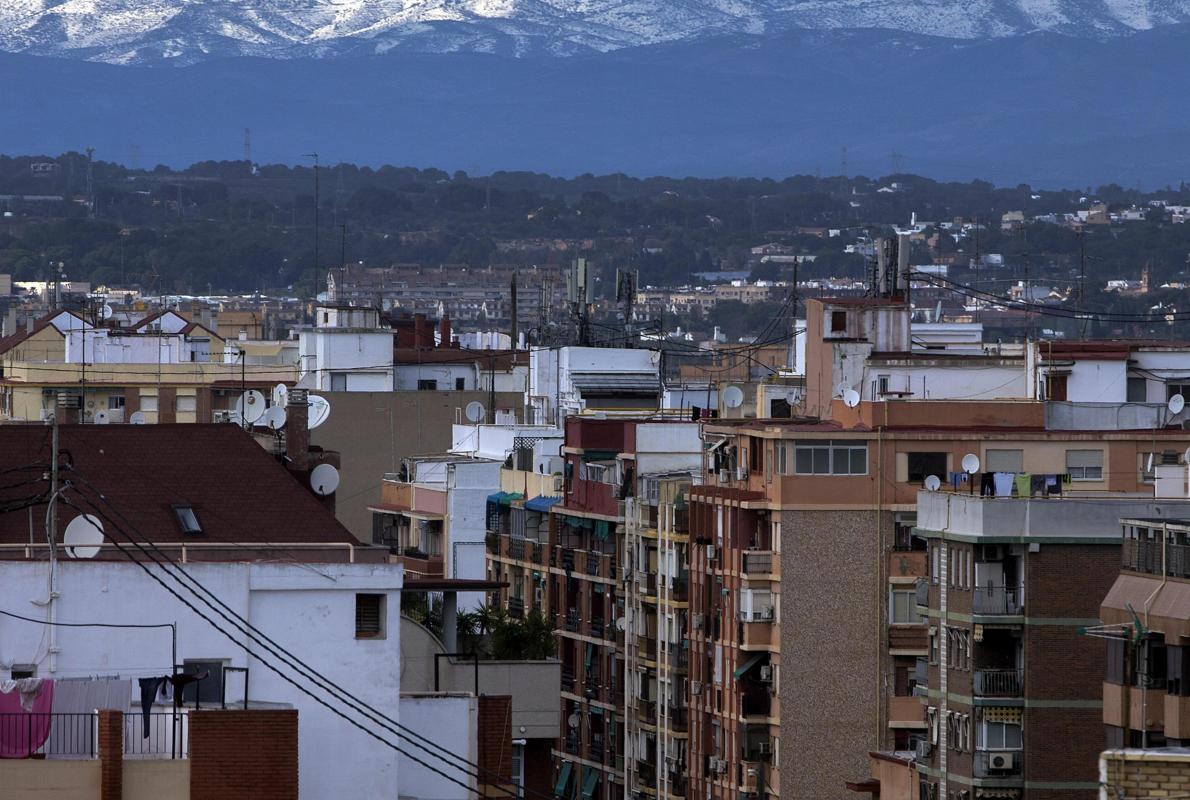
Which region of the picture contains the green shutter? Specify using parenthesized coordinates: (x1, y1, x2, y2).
(554, 762, 573, 797)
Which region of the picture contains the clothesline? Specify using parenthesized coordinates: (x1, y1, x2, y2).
(943, 471, 1072, 498)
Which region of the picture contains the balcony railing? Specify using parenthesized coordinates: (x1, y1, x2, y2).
(1123, 538, 1190, 579)
(741, 692, 772, 718)
(561, 666, 575, 692)
(743, 551, 774, 575)
(636, 759, 657, 784)
(0, 712, 187, 759)
(670, 577, 689, 602)
(507, 537, 525, 561)
(915, 577, 930, 608)
(563, 609, 580, 632)
(973, 585, 1024, 615)
(531, 541, 546, 565)
(974, 749, 1023, 778)
(974, 669, 1023, 698)
(508, 596, 525, 619)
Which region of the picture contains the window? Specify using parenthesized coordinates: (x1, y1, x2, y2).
(1106, 637, 1127, 685)
(355, 593, 386, 639)
(908, 452, 948, 484)
(794, 440, 867, 475)
(978, 720, 1022, 750)
(1044, 373, 1068, 401)
(1168, 383, 1190, 401)
(180, 660, 224, 705)
(1066, 449, 1104, 481)
(416, 379, 438, 391)
(1169, 646, 1188, 696)
(331, 373, 348, 391)
(10, 665, 35, 680)
(175, 395, 197, 413)
(455, 377, 466, 390)
(984, 449, 1023, 473)
(830, 310, 847, 333)
(929, 629, 939, 664)
(108, 395, 126, 409)
(140, 394, 159, 413)
(890, 589, 924, 624)
(776, 442, 788, 475)
(1127, 377, 1147, 402)
(173, 505, 202, 535)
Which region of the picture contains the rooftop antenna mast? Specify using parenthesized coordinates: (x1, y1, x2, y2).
(243, 128, 251, 164)
(85, 147, 95, 219)
(304, 152, 320, 317)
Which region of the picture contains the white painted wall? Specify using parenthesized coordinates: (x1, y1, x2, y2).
(397, 694, 479, 800)
(635, 423, 702, 476)
(447, 460, 504, 610)
(0, 561, 403, 800)
(860, 364, 1027, 401)
(449, 424, 562, 464)
(395, 362, 476, 391)
(299, 329, 394, 392)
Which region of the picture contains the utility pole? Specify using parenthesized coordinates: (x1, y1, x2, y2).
(1078, 228, 1090, 338)
(510, 271, 519, 349)
(85, 147, 95, 219)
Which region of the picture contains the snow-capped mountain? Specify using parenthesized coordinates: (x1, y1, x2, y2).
(2, 0, 1190, 64)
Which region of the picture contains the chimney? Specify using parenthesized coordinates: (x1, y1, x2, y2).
(413, 314, 428, 349)
(56, 390, 82, 424)
(26, 316, 34, 334)
(286, 388, 310, 474)
(439, 314, 451, 348)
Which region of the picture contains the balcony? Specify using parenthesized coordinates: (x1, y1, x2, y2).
(508, 596, 525, 620)
(396, 550, 444, 579)
(669, 576, 689, 602)
(563, 609, 580, 632)
(636, 759, 657, 785)
(741, 692, 772, 719)
(666, 706, 689, 732)
(637, 698, 657, 725)
(638, 635, 658, 661)
(888, 696, 925, 728)
(743, 551, 775, 575)
(530, 541, 546, 565)
(888, 625, 927, 652)
(973, 749, 1023, 779)
(915, 657, 928, 691)
(974, 669, 1023, 698)
(1123, 538, 1190, 579)
(507, 537, 525, 561)
(973, 585, 1024, 615)
(561, 666, 575, 692)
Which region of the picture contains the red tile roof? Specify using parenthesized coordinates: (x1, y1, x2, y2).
(0, 424, 357, 552)
(0, 311, 84, 356)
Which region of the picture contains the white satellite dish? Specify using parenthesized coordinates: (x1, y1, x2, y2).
(100, 304, 114, 320)
(272, 383, 289, 408)
(615, 617, 627, 632)
(129, 411, 147, 425)
(465, 401, 486, 423)
(843, 389, 861, 408)
(1184, 446, 1190, 465)
(723, 386, 745, 409)
(1146, 453, 1156, 474)
(237, 390, 267, 424)
(63, 514, 104, 559)
(264, 406, 287, 431)
(836, 381, 850, 397)
(924, 475, 942, 492)
(567, 713, 580, 729)
(307, 395, 331, 429)
(1170, 394, 1186, 415)
(310, 463, 340, 496)
(961, 453, 981, 474)
(93, 410, 111, 425)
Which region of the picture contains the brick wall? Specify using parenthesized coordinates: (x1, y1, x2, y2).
(478, 694, 515, 797)
(97, 709, 123, 800)
(188, 709, 299, 800)
(1101, 749, 1190, 798)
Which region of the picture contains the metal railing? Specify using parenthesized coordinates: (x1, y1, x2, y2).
(563, 609, 580, 632)
(123, 712, 188, 759)
(973, 585, 1024, 615)
(974, 669, 1023, 698)
(508, 596, 525, 619)
(915, 577, 930, 608)
(0, 712, 95, 759)
(743, 552, 773, 575)
(1123, 539, 1190, 579)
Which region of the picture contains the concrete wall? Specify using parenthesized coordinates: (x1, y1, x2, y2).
(299, 329, 393, 392)
(310, 390, 522, 540)
(398, 694, 479, 800)
(449, 459, 504, 610)
(0, 561, 403, 800)
(125, 759, 190, 800)
(780, 508, 889, 800)
(0, 760, 100, 799)
(395, 362, 476, 391)
(917, 493, 1190, 540)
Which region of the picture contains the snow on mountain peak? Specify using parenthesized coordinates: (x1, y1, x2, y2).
(1, 0, 1189, 64)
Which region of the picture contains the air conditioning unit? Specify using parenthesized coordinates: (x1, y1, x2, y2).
(718, 469, 729, 483)
(692, 614, 703, 631)
(735, 467, 748, 481)
(709, 757, 726, 774)
(987, 752, 1015, 771)
(979, 544, 1005, 562)
(915, 740, 933, 760)
(690, 681, 702, 696)
(758, 665, 773, 683)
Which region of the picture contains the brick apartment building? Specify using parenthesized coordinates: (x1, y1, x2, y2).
(1101, 517, 1190, 749)
(913, 493, 1190, 800)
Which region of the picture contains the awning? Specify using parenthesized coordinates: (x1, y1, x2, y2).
(486, 491, 525, 506)
(569, 372, 659, 394)
(581, 768, 600, 799)
(733, 653, 766, 680)
(1102, 573, 1190, 639)
(554, 762, 573, 797)
(525, 495, 562, 513)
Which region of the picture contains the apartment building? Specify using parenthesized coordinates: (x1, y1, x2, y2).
(1100, 516, 1190, 749)
(913, 493, 1190, 800)
(694, 397, 1190, 800)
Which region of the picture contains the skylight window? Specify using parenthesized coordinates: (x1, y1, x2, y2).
(173, 505, 202, 535)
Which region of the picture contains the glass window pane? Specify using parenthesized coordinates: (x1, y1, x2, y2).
(813, 448, 829, 474)
(850, 447, 867, 474)
(796, 448, 813, 474)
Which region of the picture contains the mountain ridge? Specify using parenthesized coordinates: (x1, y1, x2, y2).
(3, 0, 1190, 64)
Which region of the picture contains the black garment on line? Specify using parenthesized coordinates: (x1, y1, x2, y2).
(137, 672, 210, 738)
(980, 472, 996, 497)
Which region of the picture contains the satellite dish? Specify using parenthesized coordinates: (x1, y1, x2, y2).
(310, 463, 340, 496)
(615, 617, 627, 632)
(843, 389, 861, 408)
(723, 386, 745, 409)
(1146, 453, 1156, 474)
(129, 411, 147, 425)
(924, 475, 942, 492)
(961, 453, 981, 474)
(100, 304, 114, 320)
(63, 514, 104, 559)
(264, 406, 287, 431)
(567, 713, 580, 729)
(836, 381, 850, 397)
(272, 383, 289, 408)
(307, 395, 331, 429)
(1170, 394, 1186, 415)
(93, 410, 110, 425)
(465, 401, 486, 423)
(237, 390, 267, 424)
(1184, 446, 1190, 465)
